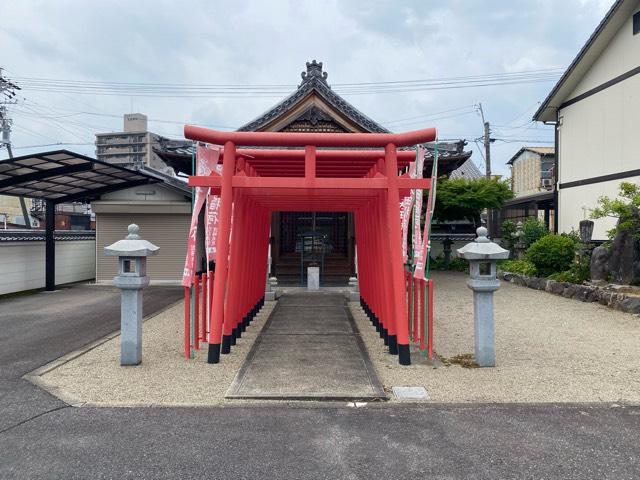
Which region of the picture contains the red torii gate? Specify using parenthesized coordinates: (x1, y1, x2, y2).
(185, 125, 436, 366)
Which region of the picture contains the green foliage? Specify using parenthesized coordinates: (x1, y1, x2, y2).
(429, 255, 468, 272)
(521, 218, 549, 248)
(498, 259, 537, 276)
(433, 177, 513, 226)
(500, 220, 517, 251)
(525, 235, 576, 277)
(560, 229, 580, 244)
(548, 257, 591, 284)
(591, 181, 640, 240)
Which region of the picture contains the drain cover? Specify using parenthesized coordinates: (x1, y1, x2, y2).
(392, 386, 430, 401)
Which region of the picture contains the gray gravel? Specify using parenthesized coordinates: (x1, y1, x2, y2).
(352, 271, 640, 403)
(38, 302, 276, 406)
(37, 271, 640, 405)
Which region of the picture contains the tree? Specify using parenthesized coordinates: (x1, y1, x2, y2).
(433, 176, 513, 226)
(590, 182, 640, 240)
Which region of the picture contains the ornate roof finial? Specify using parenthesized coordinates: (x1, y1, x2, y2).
(300, 60, 329, 87)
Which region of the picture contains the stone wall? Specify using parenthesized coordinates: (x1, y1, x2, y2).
(500, 272, 640, 315)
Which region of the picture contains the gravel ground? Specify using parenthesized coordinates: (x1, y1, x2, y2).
(351, 271, 640, 403)
(38, 271, 640, 405)
(37, 301, 275, 406)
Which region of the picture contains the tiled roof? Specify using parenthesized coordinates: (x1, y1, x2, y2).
(0, 230, 96, 242)
(155, 138, 473, 176)
(507, 146, 555, 165)
(238, 61, 389, 133)
(449, 159, 482, 179)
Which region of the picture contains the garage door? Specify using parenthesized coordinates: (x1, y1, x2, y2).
(96, 213, 189, 282)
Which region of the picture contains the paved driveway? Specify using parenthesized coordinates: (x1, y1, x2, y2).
(1, 283, 640, 479)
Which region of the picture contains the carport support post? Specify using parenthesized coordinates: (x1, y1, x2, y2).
(45, 200, 55, 291)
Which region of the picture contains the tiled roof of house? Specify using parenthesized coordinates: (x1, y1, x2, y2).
(507, 146, 555, 165)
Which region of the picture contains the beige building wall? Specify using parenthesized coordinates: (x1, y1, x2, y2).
(93, 183, 191, 283)
(0, 195, 36, 227)
(95, 213, 189, 283)
(512, 151, 542, 197)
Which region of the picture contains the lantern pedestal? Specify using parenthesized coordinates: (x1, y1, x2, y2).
(458, 226, 509, 367)
(104, 224, 159, 366)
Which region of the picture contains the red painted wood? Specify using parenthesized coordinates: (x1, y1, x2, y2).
(185, 125, 436, 148)
(194, 274, 200, 350)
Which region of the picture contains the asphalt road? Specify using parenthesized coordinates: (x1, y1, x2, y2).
(0, 284, 183, 432)
(1, 284, 639, 479)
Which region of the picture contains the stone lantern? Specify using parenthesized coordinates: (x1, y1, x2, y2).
(104, 224, 159, 366)
(457, 226, 509, 367)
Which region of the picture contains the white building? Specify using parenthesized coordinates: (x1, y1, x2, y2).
(534, 0, 640, 240)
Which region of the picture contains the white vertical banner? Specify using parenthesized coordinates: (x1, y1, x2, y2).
(399, 161, 417, 263)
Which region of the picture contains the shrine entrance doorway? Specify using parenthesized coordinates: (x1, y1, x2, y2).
(273, 211, 354, 285)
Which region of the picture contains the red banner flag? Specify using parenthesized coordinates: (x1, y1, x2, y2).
(182, 144, 221, 287)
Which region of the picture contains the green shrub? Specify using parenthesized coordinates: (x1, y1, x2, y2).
(448, 257, 469, 272)
(548, 257, 590, 284)
(525, 235, 576, 277)
(428, 255, 468, 272)
(499, 259, 537, 276)
(522, 218, 549, 247)
(500, 220, 517, 251)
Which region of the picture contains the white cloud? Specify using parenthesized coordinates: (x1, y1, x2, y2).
(0, 0, 616, 176)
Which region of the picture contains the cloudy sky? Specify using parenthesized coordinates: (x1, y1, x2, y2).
(1, 0, 615, 176)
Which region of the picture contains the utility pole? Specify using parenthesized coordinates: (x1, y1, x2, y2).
(477, 103, 491, 178)
(0, 68, 31, 228)
(477, 103, 495, 234)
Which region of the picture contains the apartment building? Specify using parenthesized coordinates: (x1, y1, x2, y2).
(95, 113, 173, 174)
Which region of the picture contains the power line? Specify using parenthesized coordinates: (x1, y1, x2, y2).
(12, 142, 94, 150)
(9, 68, 564, 98)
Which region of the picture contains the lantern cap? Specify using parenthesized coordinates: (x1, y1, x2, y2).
(104, 224, 159, 257)
(457, 227, 509, 260)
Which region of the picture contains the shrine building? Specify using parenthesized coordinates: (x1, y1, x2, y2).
(156, 61, 473, 286)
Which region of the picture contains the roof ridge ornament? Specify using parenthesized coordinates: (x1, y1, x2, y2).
(300, 60, 329, 88)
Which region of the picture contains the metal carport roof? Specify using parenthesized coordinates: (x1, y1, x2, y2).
(0, 150, 164, 291)
(0, 150, 158, 203)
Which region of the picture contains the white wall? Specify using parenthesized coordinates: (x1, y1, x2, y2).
(0, 240, 96, 295)
(570, 1, 640, 97)
(557, 15, 640, 240)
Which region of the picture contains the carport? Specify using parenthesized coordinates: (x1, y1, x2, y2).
(0, 150, 160, 291)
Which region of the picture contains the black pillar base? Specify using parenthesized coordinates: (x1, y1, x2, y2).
(398, 344, 411, 365)
(241, 316, 247, 332)
(388, 335, 398, 355)
(221, 335, 232, 354)
(231, 328, 238, 344)
(383, 328, 389, 345)
(207, 343, 221, 364)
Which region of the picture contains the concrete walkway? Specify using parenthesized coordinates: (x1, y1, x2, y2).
(226, 291, 385, 400)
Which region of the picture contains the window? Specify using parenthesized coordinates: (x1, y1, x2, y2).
(634, 11, 640, 35)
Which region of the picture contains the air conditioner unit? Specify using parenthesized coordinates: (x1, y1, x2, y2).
(541, 178, 553, 188)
